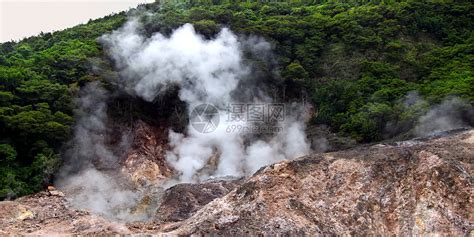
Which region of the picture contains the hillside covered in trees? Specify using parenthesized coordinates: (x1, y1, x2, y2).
(0, 1, 473, 199)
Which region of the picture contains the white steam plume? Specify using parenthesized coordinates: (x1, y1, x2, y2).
(414, 97, 472, 137)
(57, 82, 141, 221)
(396, 91, 473, 137)
(101, 20, 246, 106)
(101, 19, 311, 183)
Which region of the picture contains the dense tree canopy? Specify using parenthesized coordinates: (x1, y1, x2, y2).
(0, 0, 472, 198)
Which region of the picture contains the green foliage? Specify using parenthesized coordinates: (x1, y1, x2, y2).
(0, 12, 123, 198)
(0, 144, 17, 161)
(283, 61, 309, 82)
(0, 146, 60, 199)
(193, 20, 220, 37)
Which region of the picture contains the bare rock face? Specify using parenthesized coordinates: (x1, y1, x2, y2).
(155, 180, 243, 223)
(122, 120, 173, 188)
(0, 192, 129, 235)
(169, 129, 473, 235)
(0, 129, 472, 235)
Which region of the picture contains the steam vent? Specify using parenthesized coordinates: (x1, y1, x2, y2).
(0, 129, 472, 235)
(1, 1, 473, 235)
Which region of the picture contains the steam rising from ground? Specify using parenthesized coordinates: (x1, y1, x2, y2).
(57, 82, 140, 220)
(58, 19, 310, 218)
(56, 18, 473, 221)
(102, 20, 245, 105)
(101, 19, 310, 183)
(414, 97, 472, 136)
(399, 91, 473, 137)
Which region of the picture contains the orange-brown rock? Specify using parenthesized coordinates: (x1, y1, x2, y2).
(169, 129, 473, 235)
(122, 120, 173, 188)
(1, 129, 472, 235)
(0, 192, 128, 235)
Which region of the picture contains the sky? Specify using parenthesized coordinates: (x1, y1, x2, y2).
(0, 0, 154, 42)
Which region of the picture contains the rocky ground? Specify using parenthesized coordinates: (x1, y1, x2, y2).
(0, 128, 472, 235)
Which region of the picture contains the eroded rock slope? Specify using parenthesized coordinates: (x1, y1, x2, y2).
(1, 129, 472, 235)
(169, 129, 473, 235)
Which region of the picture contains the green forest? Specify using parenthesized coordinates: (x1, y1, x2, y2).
(0, 1, 473, 198)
